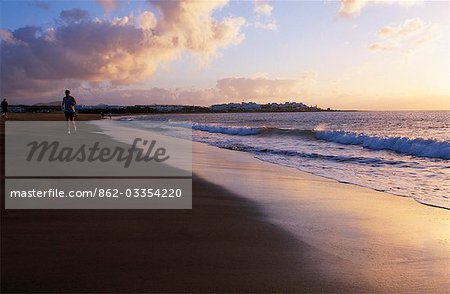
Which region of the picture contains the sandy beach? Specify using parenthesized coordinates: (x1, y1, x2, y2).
(1, 114, 449, 293)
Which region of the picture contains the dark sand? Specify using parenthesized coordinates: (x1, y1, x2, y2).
(1, 113, 369, 292)
(1, 177, 367, 293)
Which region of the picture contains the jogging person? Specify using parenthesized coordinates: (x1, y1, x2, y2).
(62, 90, 77, 134)
(1, 98, 8, 119)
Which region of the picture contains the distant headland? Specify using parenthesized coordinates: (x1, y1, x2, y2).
(2, 101, 343, 114)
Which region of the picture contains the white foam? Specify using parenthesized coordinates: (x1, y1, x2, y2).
(316, 131, 450, 159)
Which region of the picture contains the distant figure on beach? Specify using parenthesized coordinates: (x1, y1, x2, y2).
(1, 98, 8, 119)
(62, 90, 77, 134)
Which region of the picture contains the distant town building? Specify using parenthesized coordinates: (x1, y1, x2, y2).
(211, 101, 310, 112)
(78, 104, 126, 110)
(211, 102, 260, 111)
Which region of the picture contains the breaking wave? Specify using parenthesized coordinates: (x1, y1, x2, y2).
(315, 130, 450, 160)
(187, 123, 449, 160)
(126, 118, 450, 160)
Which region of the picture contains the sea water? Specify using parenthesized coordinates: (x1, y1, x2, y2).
(118, 111, 450, 209)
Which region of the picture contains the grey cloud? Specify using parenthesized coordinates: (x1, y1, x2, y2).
(60, 8, 90, 23)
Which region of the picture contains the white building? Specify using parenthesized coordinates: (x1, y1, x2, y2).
(211, 102, 261, 111)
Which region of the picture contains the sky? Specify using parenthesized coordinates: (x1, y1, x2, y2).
(0, 0, 449, 110)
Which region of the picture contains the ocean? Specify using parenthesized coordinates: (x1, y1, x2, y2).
(118, 111, 450, 209)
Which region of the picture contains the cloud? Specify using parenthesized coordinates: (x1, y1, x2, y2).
(74, 72, 318, 106)
(338, 0, 367, 16)
(138, 11, 157, 31)
(301, 71, 319, 82)
(338, 0, 422, 17)
(254, 20, 277, 31)
(70, 86, 221, 106)
(216, 72, 318, 102)
(254, 0, 273, 16)
(253, 0, 277, 31)
(368, 42, 399, 51)
(1, 1, 246, 100)
(60, 8, 90, 23)
(369, 18, 440, 52)
(377, 18, 434, 39)
(151, 1, 245, 60)
(0, 29, 16, 43)
(97, 0, 119, 14)
(1, 71, 318, 105)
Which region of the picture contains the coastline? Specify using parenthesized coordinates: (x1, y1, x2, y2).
(1, 116, 449, 292)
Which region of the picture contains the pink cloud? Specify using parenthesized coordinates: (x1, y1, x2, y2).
(9, 73, 318, 106)
(338, 0, 422, 17)
(254, 1, 273, 17)
(216, 74, 317, 102)
(1, 1, 246, 102)
(369, 18, 440, 52)
(97, 0, 119, 14)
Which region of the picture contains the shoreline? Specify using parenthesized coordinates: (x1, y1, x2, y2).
(111, 113, 449, 210)
(250, 155, 450, 211)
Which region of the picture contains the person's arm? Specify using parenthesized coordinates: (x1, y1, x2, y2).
(61, 98, 65, 110)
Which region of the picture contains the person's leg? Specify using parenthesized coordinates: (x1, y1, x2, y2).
(65, 112, 71, 133)
(71, 116, 77, 132)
